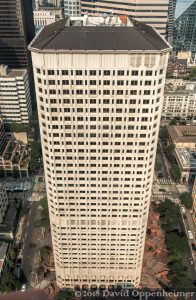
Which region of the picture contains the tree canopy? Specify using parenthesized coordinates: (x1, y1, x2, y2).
(180, 192, 193, 209)
(170, 165, 181, 182)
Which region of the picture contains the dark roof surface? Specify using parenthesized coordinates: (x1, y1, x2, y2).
(30, 18, 169, 51)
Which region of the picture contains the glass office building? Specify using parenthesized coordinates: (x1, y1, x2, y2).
(174, 0, 196, 55)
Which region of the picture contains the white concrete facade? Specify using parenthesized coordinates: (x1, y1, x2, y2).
(0, 183, 8, 224)
(31, 50, 169, 289)
(0, 65, 32, 124)
(30, 16, 170, 288)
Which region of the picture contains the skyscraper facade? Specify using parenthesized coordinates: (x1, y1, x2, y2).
(81, 0, 170, 37)
(29, 16, 170, 289)
(64, 0, 81, 16)
(0, 0, 35, 105)
(0, 0, 34, 69)
(174, 0, 196, 55)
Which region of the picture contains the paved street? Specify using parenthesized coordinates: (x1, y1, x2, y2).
(11, 175, 49, 288)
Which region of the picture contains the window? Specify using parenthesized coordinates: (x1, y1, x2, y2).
(76, 70, 82, 75)
(145, 81, 152, 86)
(48, 70, 55, 75)
(146, 71, 152, 76)
(90, 70, 96, 76)
(132, 71, 138, 76)
(61, 70, 68, 76)
(143, 100, 150, 104)
(144, 90, 150, 95)
(104, 70, 110, 76)
(118, 70, 124, 76)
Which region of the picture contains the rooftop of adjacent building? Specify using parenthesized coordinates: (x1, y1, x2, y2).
(0, 65, 26, 78)
(175, 148, 196, 169)
(165, 79, 196, 94)
(167, 125, 196, 144)
(29, 15, 171, 52)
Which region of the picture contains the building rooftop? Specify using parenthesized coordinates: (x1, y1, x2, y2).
(175, 148, 196, 170)
(165, 81, 196, 94)
(30, 16, 170, 52)
(0, 65, 26, 78)
(167, 125, 196, 144)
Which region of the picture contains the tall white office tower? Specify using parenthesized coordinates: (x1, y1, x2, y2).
(64, 0, 81, 16)
(29, 16, 170, 289)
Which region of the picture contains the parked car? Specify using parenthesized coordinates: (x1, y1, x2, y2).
(21, 284, 26, 292)
(187, 230, 194, 240)
(180, 206, 186, 214)
(189, 258, 194, 265)
(191, 243, 196, 251)
(159, 188, 166, 192)
(16, 258, 22, 268)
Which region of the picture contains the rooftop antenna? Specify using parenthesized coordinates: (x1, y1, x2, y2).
(108, 10, 113, 26)
(102, 13, 107, 25)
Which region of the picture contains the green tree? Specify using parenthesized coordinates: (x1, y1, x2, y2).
(4, 123, 29, 133)
(55, 290, 74, 300)
(0, 271, 21, 292)
(28, 141, 42, 174)
(170, 165, 181, 181)
(180, 192, 193, 209)
(165, 144, 176, 164)
(159, 126, 168, 143)
(157, 198, 180, 231)
(34, 197, 50, 228)
(155, 160, 162, 172)
(189, 67, 196, 80)
(169, 118, 177, 125)
(9, 248, 17, 261)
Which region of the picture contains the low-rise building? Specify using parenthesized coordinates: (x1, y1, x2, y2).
(0, 65, 32, 124)
(192, 178, 196, 226)
(33, 9, 59, 27)
(0, 123, 29, 177)
(175, 148, 196, 182)
(163, 80, 196, 120)
(166, 125, 196, 150)
(0, 183, 8, 224)
(167, 58, 187, 78)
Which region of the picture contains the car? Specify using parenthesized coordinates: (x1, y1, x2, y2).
(159, 188, 166, 192)
(189, 258, 194, 265)
(180, 206, 186, 214)
(187, 230, 194, 240)
(16, 258, 22, 268)
(21, 284, 26, 292)
(191, 243, 196, 251)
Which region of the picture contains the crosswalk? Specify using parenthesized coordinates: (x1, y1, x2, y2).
(157, 178, 174, 185)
